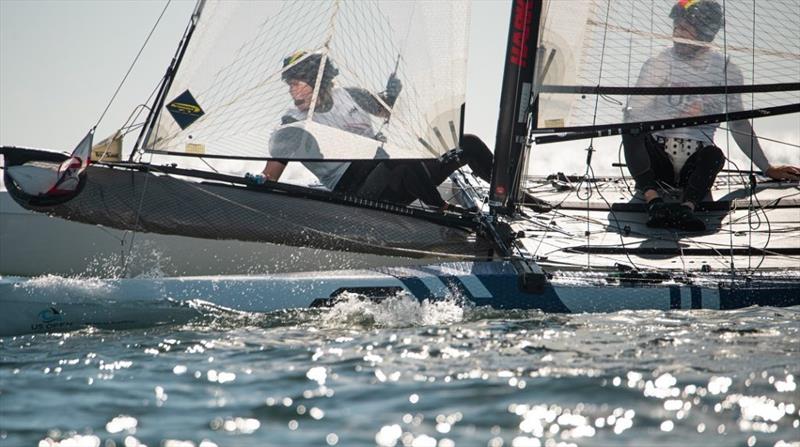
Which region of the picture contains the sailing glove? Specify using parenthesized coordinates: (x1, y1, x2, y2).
(245, 172, 267, 185)
(385, 73, 402, 103)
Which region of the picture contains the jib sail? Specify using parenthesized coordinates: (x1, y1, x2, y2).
(141, 0, 471, 162)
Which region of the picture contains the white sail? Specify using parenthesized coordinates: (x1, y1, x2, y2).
(534, 0, 800, 130)
(145, 0, 470, 161)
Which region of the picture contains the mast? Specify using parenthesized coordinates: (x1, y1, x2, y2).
(131, 0, 207, 159)
(488, 0, 543, 215)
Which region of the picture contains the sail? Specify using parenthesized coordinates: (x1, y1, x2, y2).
(144, 0, 470, 161)
(530, 0, 800, 140)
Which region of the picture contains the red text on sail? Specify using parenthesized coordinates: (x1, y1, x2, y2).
(509, 0, 534, 67)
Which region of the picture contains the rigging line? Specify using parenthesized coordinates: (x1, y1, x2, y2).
(104, 54, 166, 273)
(722, 0, 736, 278)
(121, 148, 159, 278)
(122, 97, 172, 273)
(748, 0, 757, 273)
(130, 63, 170, 161)
(198, 157, 220, 174)
(370, 0, 414, 127)
(530, 185, 581, 259)
(394, 0, 416, 64)
(695, 130, 773, 275)
(171, 175, 491, 260)
(543, 209, 702, 252)
(617, 141, 635, 196)
(95, 104, 153, 162)
(581, 0, 614, 270)
(619, 2, 637, 198)
(95, 0, 172, 129)
(451, 170, 489, 212)
(726, 158, 772, 273)
(648, 0, 655, 58)
(120, 123, 145, 136)
(718, 126, 800, 148)
(587, 164, 640, 270)
(307, 0, 341, 123)
(540, 204, 766, 254)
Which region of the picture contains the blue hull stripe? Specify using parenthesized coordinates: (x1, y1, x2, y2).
(670, 286, 681, 309)
(691, 286, 702, 309)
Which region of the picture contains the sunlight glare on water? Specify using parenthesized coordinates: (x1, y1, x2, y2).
(1, 299, 798, 446)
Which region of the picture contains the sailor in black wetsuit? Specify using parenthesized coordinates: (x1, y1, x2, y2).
(623, 0, 799, 231)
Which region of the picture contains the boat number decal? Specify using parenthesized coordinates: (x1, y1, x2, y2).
(38, 307, 63, 323)
(166, 90, 205, 130)
(31, 307, 73, 332)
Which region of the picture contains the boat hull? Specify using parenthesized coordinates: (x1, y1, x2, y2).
(0, 190, 429, 277)
(2, 147, 490, 259)
(2, 261, 798, 336)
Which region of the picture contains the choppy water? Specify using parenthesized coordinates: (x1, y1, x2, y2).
(1, 296, 798, 447)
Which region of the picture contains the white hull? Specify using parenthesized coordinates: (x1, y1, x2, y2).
(2, 261, 798, 336)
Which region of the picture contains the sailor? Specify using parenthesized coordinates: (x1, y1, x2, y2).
(623, 0, 799, 231)
(251, 50, 493, 212)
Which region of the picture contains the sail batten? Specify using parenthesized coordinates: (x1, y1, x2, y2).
(534, 102, 800, 145)
(539, 82, 800, 96)
(533, 0, 800, 134)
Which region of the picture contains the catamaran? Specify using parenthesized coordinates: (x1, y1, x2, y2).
(1, 0, 798, 336)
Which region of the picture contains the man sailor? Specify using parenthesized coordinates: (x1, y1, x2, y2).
(251, 50, 493, 212)
(623, 0, 799, 231)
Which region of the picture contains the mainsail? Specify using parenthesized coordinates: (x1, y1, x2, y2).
(529, 0, 799, 141)
(487, 0, 799, 211)
(143, 0, 470, 161)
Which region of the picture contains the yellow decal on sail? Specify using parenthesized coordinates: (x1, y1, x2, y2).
(544, 118, 565, 128)
(166, 90, 205, 130)
(185, 143, 206, 155)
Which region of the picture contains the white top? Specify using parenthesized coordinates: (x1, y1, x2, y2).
(272, 88, 377, 190)
(627, 47, 743, 144)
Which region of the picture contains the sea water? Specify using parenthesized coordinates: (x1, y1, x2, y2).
(1, 295, 798, 447)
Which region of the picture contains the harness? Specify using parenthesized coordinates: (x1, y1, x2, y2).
(656, 135, 704, 180)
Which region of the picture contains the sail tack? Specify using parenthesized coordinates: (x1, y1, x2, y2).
(144, 0, 470, 161)
(531, 0, 800, 139)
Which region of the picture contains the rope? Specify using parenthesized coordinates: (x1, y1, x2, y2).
(747, 0, 757, 273)
(578, 0, 613, 270)
(95, 0, 172, 129)
(722, 0, 736, 277)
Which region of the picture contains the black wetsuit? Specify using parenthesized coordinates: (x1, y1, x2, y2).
(334, 134, 493, 208)
(623, 132, 725, 205)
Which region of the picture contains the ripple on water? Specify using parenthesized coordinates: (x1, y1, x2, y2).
(1, 301, 798, 446)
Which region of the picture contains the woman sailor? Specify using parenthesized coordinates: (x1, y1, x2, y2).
(251, 50, 493, 212)
(623, 0, 799, 231)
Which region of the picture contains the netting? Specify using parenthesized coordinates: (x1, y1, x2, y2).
(534, 0, 800, 130)
(5, 162, 489, 258)
(145, 0, 470, 160)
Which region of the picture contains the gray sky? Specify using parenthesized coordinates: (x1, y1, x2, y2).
(1, 0, 797, 178)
